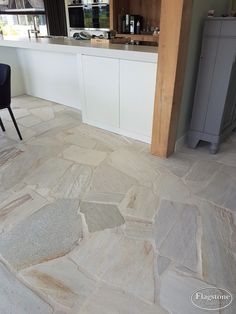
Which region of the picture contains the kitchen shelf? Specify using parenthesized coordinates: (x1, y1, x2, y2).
(117, 33, 159, 42)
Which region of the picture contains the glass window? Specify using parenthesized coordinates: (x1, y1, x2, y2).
(0, 14, 47, 39)
(0, 0, 47, 39)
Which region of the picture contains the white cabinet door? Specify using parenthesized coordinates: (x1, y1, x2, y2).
(120, 60, 157, 142)
(82, 55, 119, 129)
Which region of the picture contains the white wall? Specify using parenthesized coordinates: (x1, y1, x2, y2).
(0, 47, 25, 96)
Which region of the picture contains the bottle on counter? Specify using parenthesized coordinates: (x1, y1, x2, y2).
(136, 20, 141, 34)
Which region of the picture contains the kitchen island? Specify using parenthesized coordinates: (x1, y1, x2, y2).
(0, 38, 158, 143)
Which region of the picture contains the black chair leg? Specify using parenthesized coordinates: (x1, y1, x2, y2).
(0, 117, 5, 132)
(8, 107, 23, 140)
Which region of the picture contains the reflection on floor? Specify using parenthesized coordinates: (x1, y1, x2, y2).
(0, 95, 235, 314)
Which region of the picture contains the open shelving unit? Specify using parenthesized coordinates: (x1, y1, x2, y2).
(110, 0, 161, 43)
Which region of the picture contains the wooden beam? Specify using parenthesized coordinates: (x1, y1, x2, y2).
(151, 0, 193, 158)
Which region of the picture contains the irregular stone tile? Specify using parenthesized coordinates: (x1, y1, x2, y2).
(143, 151, 195, 177)
(90, 162, 137, 194)
(156, 256, 171, 276)
(197, 171, 236, 211)
(123, 221, 154, 240)
(216, 142, 236, 167)
(82, 191, 124, 205)
(0, 188, 48, 233)
(1, 108, 30, 120)
(108, 149, 158, 187)
(63, 128, 99, 150)
(76, 283, 168, 314)
(51, 164, 93, 199)
(70, 230, 155, 302)
(0, 147, 23, 166)
(20, 257, 97, 310)
(63, 145, 107, 166)
(30, 107, 55, 121)
(153, 172, 191, 203)
(2, 120, 36, 141)
(200, 202, 236, 293)
(0, 199, 82, 270)
(24, 158, 72, 189)
(154, 200, 199, 273)
(18, 114, 42, 127)
(119, 186, 159, 222)
(32, 116, 78, 138)
(1, 144, 66, 190)
(0, 262, 53, 314)
(221, 164, 236, 180)
(80, 201, 125, 232)
(159, 271, 219, 314)
(185, 160, 221, 193)
(77, 124, 130, 151)
(11, 95, 39, 107)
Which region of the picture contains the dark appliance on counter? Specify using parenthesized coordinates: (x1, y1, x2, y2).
(68, 3, 85, 28)
(68, 0, 109, 30)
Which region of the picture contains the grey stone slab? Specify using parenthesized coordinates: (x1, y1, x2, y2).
(51, 164, 93, 199)
(80, 201, 125, 232)
(197, 171, 236, 211)
(0, 262, 53, 314)
(156, 256, 171, 276)
(154, 200, 199, 273)
(123, 221, 154, 240)
(0, 199, 82, 270)
(90, 162, 137, 194)
(76, 283, 168, 314)
(21, 257, 97, 310)
(70, 230, 155, 302)
(153, 172, 191, 203)
(200, 202, 236, 293)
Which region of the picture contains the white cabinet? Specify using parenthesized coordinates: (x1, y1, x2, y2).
(120, 60, 157, 142)
(82, 55, 120, 129)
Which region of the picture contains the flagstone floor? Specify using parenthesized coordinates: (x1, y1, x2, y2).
(0, 95, 235, 314)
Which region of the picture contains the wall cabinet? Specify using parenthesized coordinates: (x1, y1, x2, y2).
(188, 18, 236, 153)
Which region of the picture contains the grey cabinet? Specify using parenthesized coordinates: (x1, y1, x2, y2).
(188, 18, 236, 154)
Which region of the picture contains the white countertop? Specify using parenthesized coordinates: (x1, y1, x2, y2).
(0, 37, 158, 63)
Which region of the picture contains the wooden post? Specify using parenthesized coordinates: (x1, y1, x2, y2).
(151, 0, 193, 158)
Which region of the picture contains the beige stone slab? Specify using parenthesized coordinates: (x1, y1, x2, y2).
(0, 262, 53, 314)
(30, 107, 55, 121)
(0, 188, 48, 233)
(120, 185, 159, 222)
(0, 147, 23, 166)
(20, 257, 97, 310)
(1, 108, 30, 121)
(51, 164, 93, 199)
(18, 115, 42, 127)
(70, 230, 155, 302)
(108, 149, 158, 187)
(200, 201, 236, 293)
(63, 145, 107, 166)
(159, 271, 220, 314)
(82, 191, 124, 205)
(76, 283, 168, 314)
(24, 158, 72, 189)
(123, 221, 154, 240)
